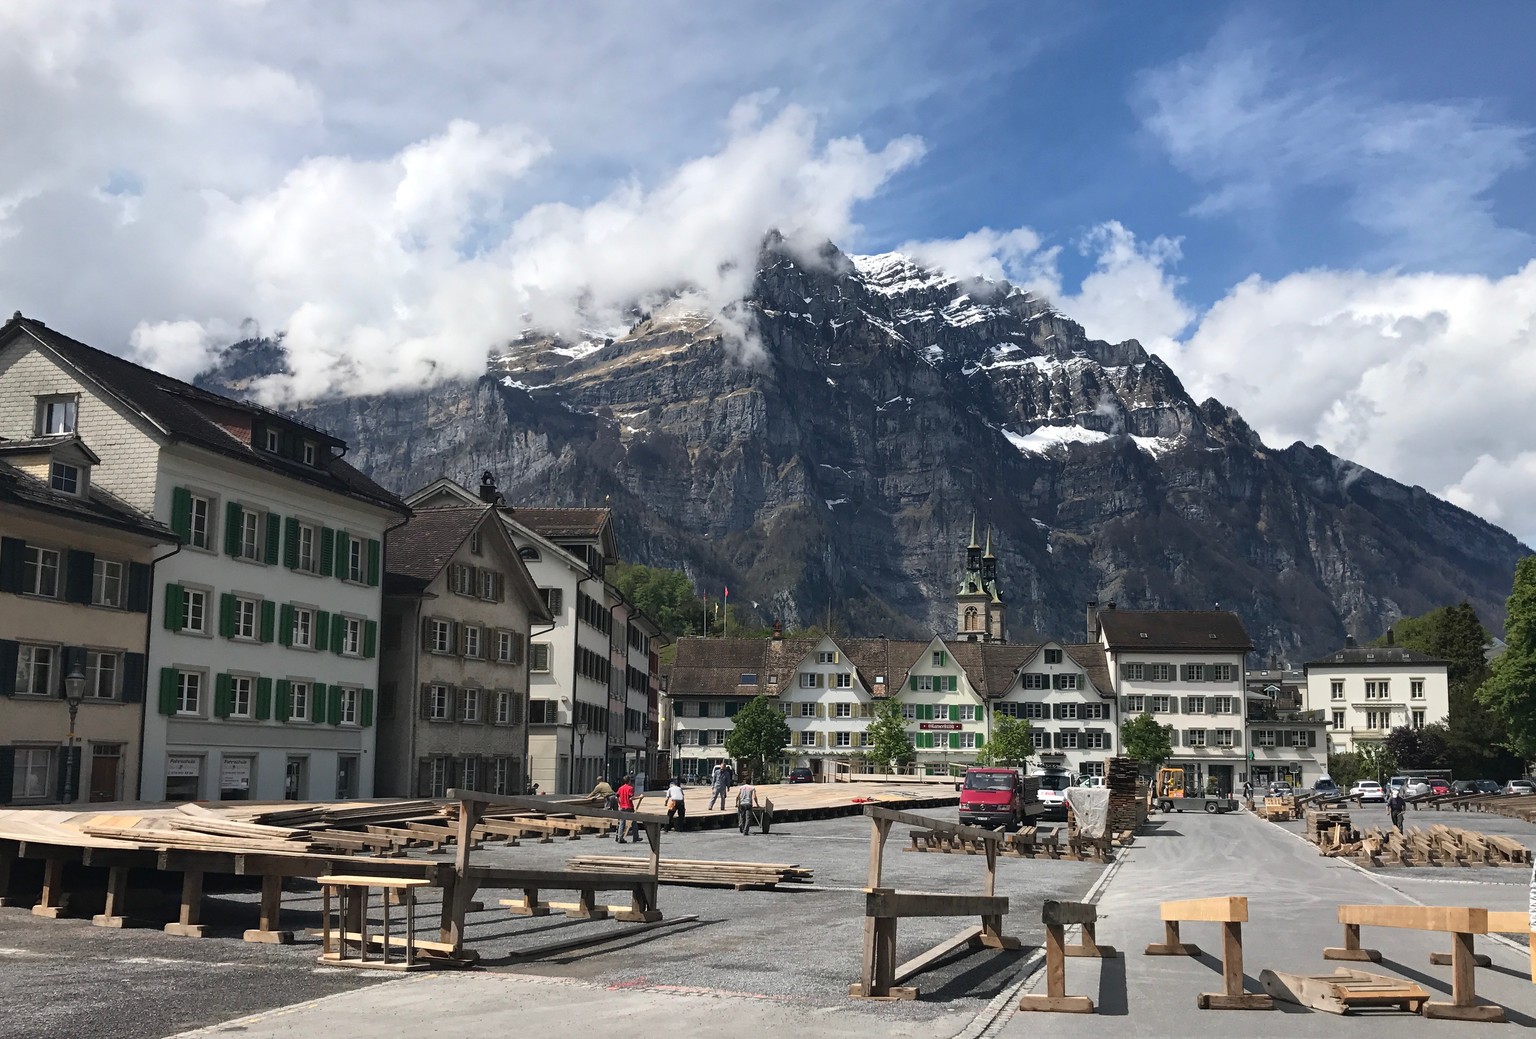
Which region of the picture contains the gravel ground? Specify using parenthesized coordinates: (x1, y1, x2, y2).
(0, 807, 1107, 1035)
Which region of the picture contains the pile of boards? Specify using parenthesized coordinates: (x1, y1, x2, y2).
(80, 803, 322, 854)
(1261, 795, 1298, 821)
(1306, 810, 1357, 852)
(1321, 823, 1535, 868)
(904, 826, 1115, 862)
(564, 854, 812, 890)
(1446, 793, 1536, 823)
(1104, 757, 1146, 835)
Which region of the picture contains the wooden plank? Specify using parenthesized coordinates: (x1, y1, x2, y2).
(1485, 910, 1532, 934)
(316, 875, 434, 889)
(1337, 904, 1488, 934)
(891, 925, 984, 985)
(867, 891, 1009, 919)
(1042, 900, 1098, 927)
(447, 789, 666, 825)
(1160, 896, 1247, 923)
(465, 865, 658, 889)
(864, 806, 1005, 845)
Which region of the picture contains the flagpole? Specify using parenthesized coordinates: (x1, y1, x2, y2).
(724, 587, 730, 639)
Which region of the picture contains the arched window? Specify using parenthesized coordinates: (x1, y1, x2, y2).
(964, 606, 980, 631)
(518, 546, 541, 562)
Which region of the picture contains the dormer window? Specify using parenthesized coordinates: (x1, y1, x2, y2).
(302, 442, 317, 466)
(49, 461, 83, 495)
(264, 429, 279, 452)
(36, 395, 78, 436)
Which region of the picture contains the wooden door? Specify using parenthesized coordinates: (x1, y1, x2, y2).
(89, 751, 121, 802)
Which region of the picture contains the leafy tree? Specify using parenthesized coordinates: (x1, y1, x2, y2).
(866, 698, 915, 773)
(723, 695, 790, 781)
(1386, 722, 1453, 771)
(977, 714, 1033, 768)
(1119, 713, 1173, 774)
(609, 562, 703, 639)
(1327, 752, 1364, 792)
(1478, 556, 1536, 763)
(1355, 741, 1398, 784)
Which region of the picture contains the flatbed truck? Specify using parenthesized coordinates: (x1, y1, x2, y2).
(1154, 766, 1239, 814)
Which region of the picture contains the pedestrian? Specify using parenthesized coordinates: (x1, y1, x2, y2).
(1387, 790, 1406, 833)
(615, 774, 640, 842)
(1242, 781, 1253, 806)
(708, 764, 730, 811)
(529, 782, 540, 796)
(664, 778, 687, 832)
(587, 775, 615, 804)
(736, 775, 759, 835)
(635, 769, 648, 796)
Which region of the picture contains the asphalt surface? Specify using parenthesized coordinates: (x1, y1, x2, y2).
(0, 805, 1105, 1037)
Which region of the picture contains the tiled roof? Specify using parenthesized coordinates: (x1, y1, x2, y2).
(2, 315, 407, 514)
(0, 459, 173, 541)
(1061, 643, 1113, 694)
(1097, 609, 1253, 652)
(509, 507, 610, 538)
(386, 506, 490, 581)
(1304, 645, 1448, 668)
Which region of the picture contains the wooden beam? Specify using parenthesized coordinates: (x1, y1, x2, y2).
(1043, 899, 1098, 927)
(91, 866, 129, 928)
(447, 789, 666, 825)
(866, 891, 1009, 919)
(465, 866, 659, 889)
(892, 925, 984, 985)
(1160, 896, 1247, 923)
(864, 806, 1005, 845)
(164, 869, 205, 937)
(1337, 904, 1488, 934)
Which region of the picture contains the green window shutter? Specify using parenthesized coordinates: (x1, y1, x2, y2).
(920, 704, 931, 721)
(312, 682, 327, 719)
(949, 675, 958, 692)
(319, 527, 335, 577)
(366, 539, 381, 587)
(214, 673, 232, 718)
(328, 686, 343, 725)
(949, 704, 959, 722)
(334, 531, 349, 578)
(938, 651, 946, 666)
(255, 677, 272, 720)
(976, 733, 985, 748)
(363, 619, 377, 659)
(274, 679, 291, 723)
(224, 502, 244, 556)
(259, 600, 276, 643)
(279, 604, 294, 647)
(950, 732, 960, 750)
(264, 512, 281, 565)
(314, 610, 331, 652)
(360, 688, 375, 727)
(163, 584, 185, 631)
(158, 668, 178, 715)
(219, 593, 236, 638)
(171, 487, 192, 541)
(909, 675, 917, 691)
(283, 517, 299, 569)
(331, 613, 346, 655)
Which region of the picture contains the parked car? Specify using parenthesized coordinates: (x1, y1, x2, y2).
(1428, 779, 1451, 796)
(1267, 782, 1294, 796)
(1312, 777, 1340, 797)
(1450, 780, 1478, 796)
(1034, 770, 1078, 821)
(1351, 780, 1386, 803)
(1401, 779, 1431, 798)
(959, 767, 1030, 829)
(1386, 775, 1408, 797)
(1473, 779, 1502, 794)
(786, 767, 813, 784)
(1504, 779, 1535, 796)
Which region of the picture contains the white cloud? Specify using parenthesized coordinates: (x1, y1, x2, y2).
(1135, 22, 1532, 271)
(1055, 222, 1193, 349)
(901, 226, 1058, 289)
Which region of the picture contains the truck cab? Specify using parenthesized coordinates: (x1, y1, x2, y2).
(1035, 768, 1078, 820)
(959, 767, 1027, 829)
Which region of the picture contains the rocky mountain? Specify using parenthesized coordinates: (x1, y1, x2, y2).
(197, 235, 1529, 663)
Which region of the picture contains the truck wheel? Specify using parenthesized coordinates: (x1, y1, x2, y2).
(1159, 800, 1172, 812)
(1204, 802, 1219, 814)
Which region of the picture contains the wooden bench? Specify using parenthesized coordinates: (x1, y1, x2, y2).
(1323, 905, 1504, 1021)
(317, 874, 434, 971)
(1145, 896, 1272, 1010)
(1017, 899, 1116, 1014)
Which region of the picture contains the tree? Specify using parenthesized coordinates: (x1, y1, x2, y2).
(1119, 713, 1173, 774)
(723, 695, 790, 781)
(1386, 722, 1453, 771)
(1355, 741, 1398, 784)
(609, 562, 702, 639)
(866, 699, 915, 773)
(977, 715, 1033, 768)
(1327, 751, 1364, 791)
(1478, 556, 1536, 764)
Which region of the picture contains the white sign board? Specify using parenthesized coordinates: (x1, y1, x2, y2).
(220, 757, 252, 791)
(166, 756, 201, 778)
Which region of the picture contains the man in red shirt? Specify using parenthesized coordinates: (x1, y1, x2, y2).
(615, 775, 640, 843)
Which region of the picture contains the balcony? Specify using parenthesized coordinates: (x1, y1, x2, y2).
(1247, 706, 1328, 723)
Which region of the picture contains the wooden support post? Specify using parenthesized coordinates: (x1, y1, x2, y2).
(32, 858, 68, 918)
(444, 797, 485, 953)
(1145, 919, 1200, 956)
(1420, 930, 1504, 1022)
(501, 887, 551, 917)
(1018, 923, 1096, 1013)
(92, 866, 130, 927)
(244, 873, 294, 943)
(1195, 921, 1272, 1009)
(1066, 920, 1118, 958)
(164, 870, 206, 937)
(1323, 922, 1381, 962)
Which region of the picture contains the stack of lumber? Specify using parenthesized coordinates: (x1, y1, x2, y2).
(253, 799, 445, 830)
(1261, 795, 1298, 821)
(1310, 821, 1532, 868)
(81, 804, 319, 854)
(564, 855, 812, 890)
(902, 827, 1114, 863)
(1104, 757, 1145, 840)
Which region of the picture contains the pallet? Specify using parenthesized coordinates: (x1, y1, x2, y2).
(1259, 967, 1428, 1015)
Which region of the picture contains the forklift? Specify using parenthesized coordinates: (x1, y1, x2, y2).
(1154, 766, 1238, 814)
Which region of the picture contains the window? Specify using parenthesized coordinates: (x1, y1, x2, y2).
(234, 596, 258, 639)
(834, 672, 853, 689)
(994, 702, 1018, 718)
(479, 569, 500, 600)
(739, 672, 759, 685)
(338, 688, 359, 725)
(1412, 709, 1425, 728)
(463, 625, 481, 659)
(229, 675, 254, 718)
(931, 651, 946, 667)
(1365, 710, 1390, 730)
(497, 630, 523, 664)
(460, 757, 479, 791)
(799, 731, 817, 747)
(448, 564, 471, 595)
(835, 731, 852, 748)
(346, 537, 364, 583)
(16, 644, 55, 695)
(799, 702, 816, 717)
(493, 757, 516, 795)
(1058, 732, 1080, 750)
(1331, 680, 1344, 700)
(1185, 663, 1206, 682)
(1022, 702, 1047, 720)
(296, 523, 317, 572)
(23, 546, 60, 598)
(429, 685, 451, 720)
(1212, 697, 1238, 714)
(1056, 674, 1079, 691)
(1365, 680, 1389, 699)
(469, 532, 482, 555)
(1186, 729, 1207, 747)
(460, 688, 480, 723)
(799, 672, 821, 689)
(1022, 673, 1047, 690)
(1151, 695, 1171, 713)
(1332, 710, 1345, 730)
(1255, 730, 1277, 747)
(530, 643, 551, 672)
(819, 651, 839, 664)
(958, 704, 977, 721)
(1059, 703, 1079, 720)
(1125, 695, 1145, 712)
(85, 650, 118, 699)
(1083, 731, 1109, 750)
(264, 429, 280, 452)
(1410, 680, 1424, 700)
(915, 675, 937, 692)
(1081, 761, 1105, 779)
(495, 691, 517, 725)
(1029, 730, 1050, 749)
(177, 671, 202, 715)
(291, 607, 314, 649)
(91, 559, 123, 608)
(964, 605, 980, 631)
(958, 732, 977, 749)
(1211, 664, 1235, 682)
(429, 619, 453, 654)
(1287, 730, 1313, 748)
(519, 546, 540, 562)
(50, 461, 82, 494)
(428, 758, 451, 798)
(341, 616, 362, 656)
(1082, 702, 1108, 720)
(1148, 663, 1173, 681)
(290, 682, 311, 723)
(302, 442, 317, 466)
(834, 702, 852, 718)
(37, 395, 78, 435)
(541, 588, 564, 615)
(1044, 649, 1062, 664)
(188, 494, 212, 551)
(240, 509, 261, 559)
(1214, 730, 1235, 748)
(1124, 663, 1145, 681)
(12, 747, 53, 800)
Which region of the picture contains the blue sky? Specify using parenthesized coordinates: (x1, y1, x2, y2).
(2, 1, 1535, 543)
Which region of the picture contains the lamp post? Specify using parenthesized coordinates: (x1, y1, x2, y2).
(63, 662, 86, 804)
(571, 719, 589, 794)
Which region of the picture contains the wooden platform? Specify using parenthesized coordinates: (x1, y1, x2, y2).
(1260, 968, 1429, 1015)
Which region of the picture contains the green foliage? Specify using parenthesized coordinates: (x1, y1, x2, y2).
(1385, 722, 1454, 771)
(976, 714, 1033, 768)
(610, 562, 702, 639)
(1376, 602, 1488, 686)
(1119, 713, 1172, 769)
(866, 698, 915, 772)
(1328, 752, 1364, 791)
(723, 695, 791, 780)
(1478, 556, 1536, 764)
(1355, 741, 1399, 783)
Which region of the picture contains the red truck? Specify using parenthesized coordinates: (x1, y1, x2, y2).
(958, 767, 1029, 829)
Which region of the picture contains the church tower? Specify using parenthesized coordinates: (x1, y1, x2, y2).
(956, 518, 1007, 642)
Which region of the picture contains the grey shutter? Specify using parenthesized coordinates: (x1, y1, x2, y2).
(0, 538, 25, 594)
(420, 683, 433, 720)
(0, 746, 13, 803)
(0, 640, 18, 696)
(65, 550, 94, 604)
(125, 562, 152, 613)
(1168, 728, 1178, 747)
(122, 653, 146, 703)
(1230, 729, 1242, 747)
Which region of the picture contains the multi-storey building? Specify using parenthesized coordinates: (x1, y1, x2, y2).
(376, 504, 549, 797)
(1303, 635, 1449, 754)
(0, 315, 408, 801)
(991, 641, 1115, 778)
(0, 454, 174, 804)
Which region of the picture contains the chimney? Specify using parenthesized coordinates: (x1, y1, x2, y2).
(1086, 600, 1099, 642)
(1344, 634, 1357, 649)
(1107, 600, 1117, 611)
(1385, 627, 1395, 646)
(478, 470, 501, 504)
(771, 619, 783, 641)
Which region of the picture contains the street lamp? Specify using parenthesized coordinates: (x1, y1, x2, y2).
(571, 719, 589, 794)
(63, 661, 86, 804)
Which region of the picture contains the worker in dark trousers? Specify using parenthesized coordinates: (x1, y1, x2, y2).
(735, 776, 759, 835)
(1387, 790, 1407, 833)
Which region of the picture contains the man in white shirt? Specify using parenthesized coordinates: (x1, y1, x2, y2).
(736, 778, 759, 835)
(664, 779, 686, 832)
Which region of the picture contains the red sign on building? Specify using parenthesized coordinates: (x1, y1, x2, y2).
(919, 722, 962, 731)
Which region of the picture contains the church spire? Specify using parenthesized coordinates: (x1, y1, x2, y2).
(983, 526, 993, 558)
(968, 514, 979, 550)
